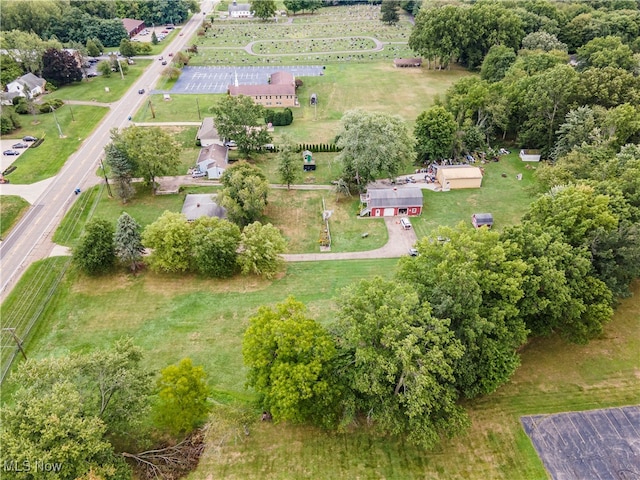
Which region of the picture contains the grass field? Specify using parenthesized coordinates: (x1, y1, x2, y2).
(2, 105, 109, 184)
(0, 195, 30, 239)
(45, 61, 152, 103)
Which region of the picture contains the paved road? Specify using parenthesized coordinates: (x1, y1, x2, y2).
(0, 2, 215, 303)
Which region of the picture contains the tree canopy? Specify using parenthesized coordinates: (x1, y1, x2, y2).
(414, 106, 457, 162)
(73, 218, 115, 275)
(243, 297, 340, 425)
(218, 161, 269, 227)
(334, 277, 469, 448)
(211, 95, 272, 156)
(335, 109, 414, 191)
(238, 221, 286, 279)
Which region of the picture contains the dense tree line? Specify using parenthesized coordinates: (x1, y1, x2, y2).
(1, 0, 197, 45)
(1, 339, 210, 479)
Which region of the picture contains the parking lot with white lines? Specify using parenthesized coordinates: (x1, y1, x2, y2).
(165, 65, 325, 94)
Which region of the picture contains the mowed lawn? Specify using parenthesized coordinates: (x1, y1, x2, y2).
(0, 196, 30, 239)
(135, 62, 472, 144)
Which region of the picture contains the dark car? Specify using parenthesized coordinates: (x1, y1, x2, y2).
(12, 142, 28, 149)
(87, 72, 98, 78)
(3, 150, 20, 156)
(138, 88, 145, 94)
(23, 136, 38, 142)
(161, 60, 167, 65)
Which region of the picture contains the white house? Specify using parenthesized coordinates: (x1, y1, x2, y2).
(6, 73, 46, 99)
(228, 0, 253, 17)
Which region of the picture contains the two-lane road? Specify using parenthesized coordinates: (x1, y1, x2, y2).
(0, 3, 214, 303)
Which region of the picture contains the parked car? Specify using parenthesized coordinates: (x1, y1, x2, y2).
(3, 150, 20, 156)
(192, 171, 206, 178)
(408, 248, 419, 257)
(12, 142, 28, 149)
(138, 88, 145, 94)
(86, 72, 98, 78)
(23, 136, 38, 142)
(161, 60, 167, 65)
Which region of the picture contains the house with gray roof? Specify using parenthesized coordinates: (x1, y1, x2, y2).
(228, 1, 253, 17)
(6, 73, 46, 99)
(181, 194, 226, 221)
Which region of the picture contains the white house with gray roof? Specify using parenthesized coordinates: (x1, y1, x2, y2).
(7, 73, 46, 99)
(228, 1, 253, 17)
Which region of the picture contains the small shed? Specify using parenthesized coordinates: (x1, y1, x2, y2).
(435, 165, 483, 189)
(519, 149, 541, 162)
(472, 213, 494, 229)
(181, 194, 226, 221)
(360, 188, 423, 217)
(303, 150, 315, 171)
(393, 58, 422, 68)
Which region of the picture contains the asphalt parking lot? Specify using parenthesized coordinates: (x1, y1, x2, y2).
(168, 65, 325, 94)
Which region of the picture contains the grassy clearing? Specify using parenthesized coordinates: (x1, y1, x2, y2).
(188, 281, 639, 480)
(0, 195, 30, 239)
(134, 94, 222, 122)
(3, 105, 109, 184)
(45, 61, 152, 103)
(265, 189, 387, 253)
(412, 154, 539, 237)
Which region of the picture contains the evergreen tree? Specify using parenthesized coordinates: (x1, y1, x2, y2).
(114, 212, 144, 272)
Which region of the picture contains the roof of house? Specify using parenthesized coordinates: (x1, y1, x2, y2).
(229, 70, 295, 97)
(121, 18, 145, 34)
(12, 73, 46, 90)
(366, 187, 423, 208)
(229, 3, 251, 12)
(197, 144, 228, 166)
(197, 117, 219, 141)
(181, 194, 226, 221)
(437, 165, 483, 180)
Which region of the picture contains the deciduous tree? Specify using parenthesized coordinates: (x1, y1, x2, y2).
(42, 48, 83, 86)
(480, 45, 516, 83)
(381, 0, 400, 25)
(334, 277, 469, 448)
(111, 126, 181, 193)
(243, 297, 340, 425)
(414, 106, 457, 162)
(336, 109, 414, 191)
(74, 218, 115, 275)
(277, 136, 300, 189)
(142, 211, 192, 273)
(155, 358, 210, 436)
(251, 0, 276, 21)
(191, 216, 241, 277)
(211, 95, 272, 156)
(397, 224, 528, 398)
(218, 161, 269, 226)
(238, 222, 286, 279)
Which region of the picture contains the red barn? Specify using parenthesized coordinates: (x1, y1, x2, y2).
(360, 188, 423, 217)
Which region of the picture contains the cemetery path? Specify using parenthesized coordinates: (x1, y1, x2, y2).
(243, 36, 385, 56)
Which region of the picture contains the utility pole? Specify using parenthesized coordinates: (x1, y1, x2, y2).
(2, 328, 27, 360)
(99, 157, 113, 197)
(117, 57, 124, 80)
(51, 106, 64, 137)
(69, 104, 75, 121)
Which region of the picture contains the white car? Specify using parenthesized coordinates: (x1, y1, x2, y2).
(192, 171, 207, 178)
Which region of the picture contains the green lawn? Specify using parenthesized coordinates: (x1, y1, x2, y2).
(45, 61, 152, 103)
(0, 195, 30, 239)
(411, 154, 539, 237)
(3, 105, 109, 184)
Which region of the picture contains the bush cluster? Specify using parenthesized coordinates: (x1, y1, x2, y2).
(265, 108, 293, 126)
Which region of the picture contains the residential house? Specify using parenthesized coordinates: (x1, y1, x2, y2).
(197, 143, 229, 179)
(181, 194, 226, 221)
(229, 71, 297, 107)
(360, 188, 423, 217)
(196, 117, 222, 147)
(6, 73, 47, 99)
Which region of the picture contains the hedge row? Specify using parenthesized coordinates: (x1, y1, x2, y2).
(297, 143, 340, 153)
